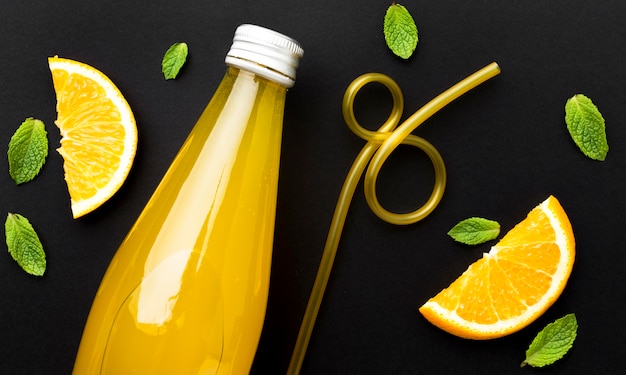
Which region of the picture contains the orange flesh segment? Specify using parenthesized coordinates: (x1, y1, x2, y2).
(49, 57, 137, 218)
(419, 195, 575, 339)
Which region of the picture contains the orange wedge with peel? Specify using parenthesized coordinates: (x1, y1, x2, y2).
(48, 57, 137, 218)
(419, 195, 575, 339)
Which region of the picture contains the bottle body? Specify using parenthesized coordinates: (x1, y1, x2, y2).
(73, 67, 287, 374)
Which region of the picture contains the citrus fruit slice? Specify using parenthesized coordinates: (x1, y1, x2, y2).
(419, 195, 575, 339)
(48, 57, 137, 218)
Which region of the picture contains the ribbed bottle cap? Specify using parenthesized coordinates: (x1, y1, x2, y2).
(225, 24, 304, 88)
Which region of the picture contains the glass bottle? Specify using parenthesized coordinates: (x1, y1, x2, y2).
(72, 24, 303, 374)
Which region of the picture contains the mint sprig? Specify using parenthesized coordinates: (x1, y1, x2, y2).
(8, 117, 49, 184)
(384, 3, 418, 59)
(5, 213, 46, 276)
(447, 217, 500, 245)
(521, 313, 577, 368)
(565, 94, 608, 161)
(162, 42, 189, 80)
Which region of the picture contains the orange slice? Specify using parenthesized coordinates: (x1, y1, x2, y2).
(48, 57, 138, 218)
(419, 195, 575, 339)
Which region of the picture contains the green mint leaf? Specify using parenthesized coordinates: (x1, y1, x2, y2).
(5, 213, 46, 276)
(565, 94, 608, 161)
(8, 117, 49, 184)
(447, 217, 500, 245)
(521, 313, 577, 368)
(162, 42, 189, 80)
(384, 3, 418, 59)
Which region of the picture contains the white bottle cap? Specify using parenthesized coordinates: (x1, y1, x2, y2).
(225, 24, 304, 88)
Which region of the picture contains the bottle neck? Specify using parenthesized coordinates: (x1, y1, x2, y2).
(225, 56, 295, 88)
(224, 66, 287, 95)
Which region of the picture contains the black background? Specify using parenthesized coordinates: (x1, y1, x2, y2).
(1, 1, 624, 374)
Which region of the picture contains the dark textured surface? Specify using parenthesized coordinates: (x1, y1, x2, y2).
(0, 1, 624, 373)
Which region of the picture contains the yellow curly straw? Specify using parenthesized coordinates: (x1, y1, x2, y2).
(287, 62, 501, 374)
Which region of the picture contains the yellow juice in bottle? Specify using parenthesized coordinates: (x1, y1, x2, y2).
(73, 25, 303, 374)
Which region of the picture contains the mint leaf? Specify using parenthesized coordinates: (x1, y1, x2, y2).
(384, 3, 418, 59)
(447, 217, 500, 245)
(8, 117, 48, 184)
(521, 313, 577, 368)
(5, 213, 46, 276)
(565, 94, 608, 161)
(162, 42, 188, 80)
